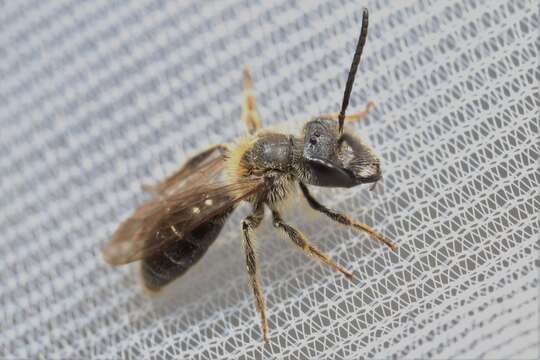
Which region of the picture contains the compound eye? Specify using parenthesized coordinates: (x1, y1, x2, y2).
(309, 130, 321, 145)
(303, 120, 339, 161)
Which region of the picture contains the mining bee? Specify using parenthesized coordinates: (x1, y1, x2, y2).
(102, 8, 394, 342)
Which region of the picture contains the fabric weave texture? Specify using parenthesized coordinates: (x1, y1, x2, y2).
(0, 0, 538, 359)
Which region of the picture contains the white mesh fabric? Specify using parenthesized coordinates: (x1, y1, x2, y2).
(1, 0, 538, 358)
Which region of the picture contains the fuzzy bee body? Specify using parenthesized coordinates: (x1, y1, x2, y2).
(103, 8, 394, 343)
(232, 132, 299, 206)
(140, 132, 298, 292)
(240, 132, 295, 175)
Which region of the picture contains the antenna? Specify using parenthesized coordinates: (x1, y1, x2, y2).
(338, 8, 369, 134)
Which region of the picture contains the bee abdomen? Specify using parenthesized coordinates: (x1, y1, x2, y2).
(140, 210, 233, 291)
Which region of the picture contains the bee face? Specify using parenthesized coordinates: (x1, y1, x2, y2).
(338, 132, 381, 183)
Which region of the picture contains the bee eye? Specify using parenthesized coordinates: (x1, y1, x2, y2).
(309, 131, 321, 145)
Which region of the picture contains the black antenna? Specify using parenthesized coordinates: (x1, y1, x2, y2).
(338, 8, 369, 134)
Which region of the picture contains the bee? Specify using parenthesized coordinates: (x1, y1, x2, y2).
(102, 8, 394, 343)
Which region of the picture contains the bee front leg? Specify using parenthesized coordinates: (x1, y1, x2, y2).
(299, 183, 395, 251)
(271, 210, 354, 279)
(241, 205, 269, 342)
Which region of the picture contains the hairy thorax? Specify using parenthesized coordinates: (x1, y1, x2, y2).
(226, 131, 298, 208)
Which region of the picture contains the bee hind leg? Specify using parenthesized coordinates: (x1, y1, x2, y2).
(299, 182, 395, 251)
(271, 210, 354, 279)
(241, 205, 269, 342)
(241, 65, 262, 134)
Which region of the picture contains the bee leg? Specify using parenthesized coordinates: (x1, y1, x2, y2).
(241, 205, 269, 342)
(142, 144, 228, 193)
(242, 65, 262, 134)
(318, 101, 375, 122)
(271, 210, 354, 279)
(299, 182, 395, 251)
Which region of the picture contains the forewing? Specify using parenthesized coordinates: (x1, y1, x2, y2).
(102, 177, 265, 265)
(144, 147, 228, 194)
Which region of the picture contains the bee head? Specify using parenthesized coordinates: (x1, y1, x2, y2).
(300, 118, 381, 188)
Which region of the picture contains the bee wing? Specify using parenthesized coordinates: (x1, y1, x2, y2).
(143, 146, 228, 194)
(102, 176, 265, 265)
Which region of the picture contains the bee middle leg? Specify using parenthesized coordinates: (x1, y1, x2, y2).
(299, 182, 396, 251)
(271, 210, 354, 279)
(241, 205, 269, 342)
(241, 65, 262, 134)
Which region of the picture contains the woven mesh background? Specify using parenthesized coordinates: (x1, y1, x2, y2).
(1, 0, 538, 359)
